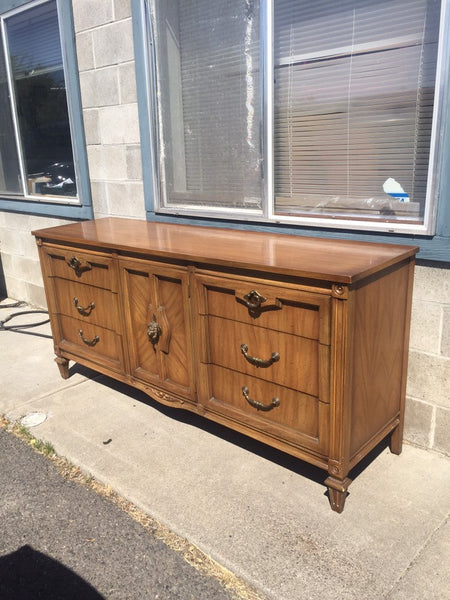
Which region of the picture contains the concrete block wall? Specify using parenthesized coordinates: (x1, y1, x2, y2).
(0, 213, 69, 307)
(405, 264, 450, 456)
(73, 0, 145, 219)
(0, 0, 449, 459)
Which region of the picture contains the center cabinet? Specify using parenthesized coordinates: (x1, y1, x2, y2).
(33, 218, 418, 512)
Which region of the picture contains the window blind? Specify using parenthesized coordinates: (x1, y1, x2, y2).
(6, 0, 63, 79)
(152, 0, 262, 209)
(273, 0, 441, 221)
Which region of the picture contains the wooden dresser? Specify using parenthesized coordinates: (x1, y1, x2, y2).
(33, 218, 417, 512)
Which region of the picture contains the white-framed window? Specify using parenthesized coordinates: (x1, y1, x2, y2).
(0, 0, 79, 204)
(146, 0, 449, 235)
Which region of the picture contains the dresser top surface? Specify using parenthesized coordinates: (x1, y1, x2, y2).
(33, 218, 418, 283)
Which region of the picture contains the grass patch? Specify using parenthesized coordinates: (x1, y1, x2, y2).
(0, 415, 265, 600)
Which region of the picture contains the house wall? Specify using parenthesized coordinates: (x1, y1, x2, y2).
(0, 0, 449, 457)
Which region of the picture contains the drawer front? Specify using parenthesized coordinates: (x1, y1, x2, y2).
(58, 315, 123, 369)
(42, 245, 116, 290)
(53, 278, 119, 331)
(195, 272, 330, 343)
(207, 315, 322, 397)
(207, 366, 328, 452)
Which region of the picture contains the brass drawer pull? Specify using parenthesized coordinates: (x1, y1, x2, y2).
(67, 256, 92, 276)
(73, 297, 95, 316)
(243, 290, 266, 310)
(78, 329, 99, 347)
(240, 343, 280, 368)
(242, 386, 280, 412)
(147, 314, 162, 347)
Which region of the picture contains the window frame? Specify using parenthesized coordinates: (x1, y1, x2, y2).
(132, 0, 450, 262)
(0, 0, 92, 219)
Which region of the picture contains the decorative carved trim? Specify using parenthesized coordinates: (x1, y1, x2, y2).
(331, 284, 348, 299)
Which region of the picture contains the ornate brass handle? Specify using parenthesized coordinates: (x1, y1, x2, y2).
(243, 290, 266, 310)
(242, 386, 280, 412)
(147, 314, 162, 347)
(67, 256, 92, 276)
(240, 343, 280, 368)
(78, 329, 99, 347)
(73, 297, 95, 316)
(68, 256, 81, 271)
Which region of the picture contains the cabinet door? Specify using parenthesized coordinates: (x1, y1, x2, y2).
(120, 259, 195, 402)
(193, 271, 331, 456)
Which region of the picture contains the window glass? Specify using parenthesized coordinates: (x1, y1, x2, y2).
(151, 0, 262, 211)
(0, 35, 21, 194)
(5, 0, 77, 198)
(273, 0, 441, 224)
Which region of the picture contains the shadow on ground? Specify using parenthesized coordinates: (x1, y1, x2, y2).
(0, 545, 105, 600)
(70, 364, 389, 502)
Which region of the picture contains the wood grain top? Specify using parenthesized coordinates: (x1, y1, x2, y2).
(32, 217, 418, 283)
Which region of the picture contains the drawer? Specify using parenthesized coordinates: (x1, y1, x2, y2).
(206, 315, 325, 398)
(58, 315, 123, 369)
(194, 272, 330, 344)
(207, 365, 327, 452)
(42, 245, 116, 290)
(53, 278, 119, 331)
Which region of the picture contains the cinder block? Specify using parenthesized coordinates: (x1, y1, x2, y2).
(26, 283, 47, 310)
(407, 350, 450, 409)
(4, 275, 28, 302)
(92, 19, 134, 68)
(106, 181, 146, 218)
(126, 145, 142, 180)
(114, 0, 132, 20)
(87, 145, 128, 181)
(119, 61, 137, 104)
(98, 104, 140, 145)
(434, 407, 450, 456)
(410, 299, 441, 354)
(12, 256, 43, 287)
(441, 306, 450, 358)
(404, 397, 433, 448)
(90, 181, 109, 216)
(80, 67, 119, 109)
(0, 227, 26, 255)
(73, 0, 114, 33)
(1, 212, 31, 232)
(75, 31, 94, 72)
(413, 265, 450, 304)
(83, 109, 101, 145)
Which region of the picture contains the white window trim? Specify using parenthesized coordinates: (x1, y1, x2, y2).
(148, 0, 450, 235)
(0, 0, 81, 206)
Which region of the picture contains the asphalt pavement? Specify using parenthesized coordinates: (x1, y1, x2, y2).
(0, 427, 240, 600)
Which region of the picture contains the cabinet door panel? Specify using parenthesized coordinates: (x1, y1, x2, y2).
(120, 260, 194, 400)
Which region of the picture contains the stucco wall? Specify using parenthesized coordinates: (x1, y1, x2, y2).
(0, 0, 449, 456)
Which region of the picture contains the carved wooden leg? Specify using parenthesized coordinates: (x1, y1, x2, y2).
(389, 424, 403, 455)
(55, 356, 70, 379)
(325, 476, 352, 513)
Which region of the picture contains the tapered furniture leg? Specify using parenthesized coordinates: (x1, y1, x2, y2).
(389, 424, 403, 455)
(55, 356, 69, 379)
(325, 476, 352, 513)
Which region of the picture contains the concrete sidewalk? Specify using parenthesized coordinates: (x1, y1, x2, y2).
(1, 301, 450, 600)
